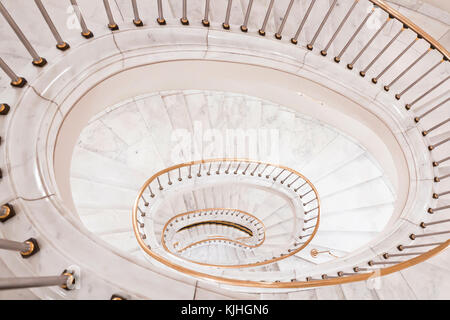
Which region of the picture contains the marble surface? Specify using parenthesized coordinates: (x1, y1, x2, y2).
(0, 0, 447, 298)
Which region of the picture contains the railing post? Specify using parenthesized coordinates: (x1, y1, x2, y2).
(0, 204, 16, 222)
(0, 57, 27, 88)
(156, 0, 166, 25)
(180, 0, 189, 25)
(0, 238, 40, 258)
(291, 0, 316, 45)
(258, 0, 274, 36)
(0, 270, 76, 291)
(34, 0, 70, 51)
(103, 0, 119, 30)
(0, 1, 46, 66)
(306, 0, 337, 50)
(222, 0, 233, 30)
(240, 0, 253, 32)
(70, 0, 94, 38)
(202, 0, 211, 27)
(131, 0, 143, 26)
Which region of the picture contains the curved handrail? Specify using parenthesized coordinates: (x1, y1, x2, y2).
(161, 208, 266, 266)
(133, 158, 321, 269)
(370, 0, 449, 59)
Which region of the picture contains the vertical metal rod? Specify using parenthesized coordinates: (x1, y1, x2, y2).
(422, 219, 450, 227)
(240, 0, 253, 32)
(291, 0, 316, 44)
(429, 138, 449, 150)
(0, 275, 69, 290)
(360, 28, 404, 77)
(406, 76, 449, 110)
(0, 1, 46, 66)
(258, 0, 274, 36)
(307, 0, 337, 50)
(181, 0, 189, 25)
(433, 157, 450, 167)
(202, 0, 210, 27)
(103, 0, 119, 30)
(223, 0, 232, 30)
(274, 0, 294, 40)
(415, 98, 450, 121)
(0, 57, 26, 87)
(395, 60, 443, 100)
(131, 0, 143, 26)
(321, 0, 358, 56)
(334, 7, 374, 63)
(347, 17, 390, 70)
(70, 0, 94, 38)
(384, 48, 431, 91)
(0, 239, 30, 252)
(422, 118, 450, 136)
(156, 0, 166, 25)
(372, 37, 417, 83)
(34, 0, 69, 50)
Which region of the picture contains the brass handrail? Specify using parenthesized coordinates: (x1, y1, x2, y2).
(161, 208, 266, 266)
(370, 0, 449, 60)
(133, 158, 320, 269)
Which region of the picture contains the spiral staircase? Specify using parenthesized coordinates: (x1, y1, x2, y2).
(0, 0, 448, 300)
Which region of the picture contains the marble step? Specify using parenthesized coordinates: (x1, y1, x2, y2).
(71, 177, 138, 210)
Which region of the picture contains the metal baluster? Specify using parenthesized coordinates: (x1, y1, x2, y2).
(250, 163, 260, 176)
(306, 0, 337, 50)
(274, 0, 294, 40)
(405, 76, 449, 110)
(167, 172, 172, 185)
(414, 98, 449, 122)
(273, 169, 285, 181)
(360, 27, 404, 77)
(397, 242, 442, 251)
(0, 238, 39, 258)
(0, 204, 15, 223)
(202, 0, 210, 27)
(188, 165, 192, 178)
(242, 163, 251, 175)
(347, 16, 391, 70)
(225, 162, 232, 174)
(321, 0, 358, 56)
(383, 252, 422, 258)
(0, 271, 76, 290)
(34, 0, 69, 50)
(131, 0, 143, 26)
(0, 1, 46, 66)
(0, 103, 10, 116)
(287, 175, 300, 187)
(178, 167, 182, 181)
(305, 206, 318, 214)
(334, 7, 374, 63)
(422, 118, 450, 136)
(368, 260, 401, 265)
(434, 173, 450, 183)
(295, 181, 308, 192)
(372, 37, 417, 84)
(216, 162, 222, 174)
(265, 167, 277, 179)
(258, 0, 274, 36)
(258, 164, 269, 177)
(207, 162, 212, 175)
(304, 215, 318, 223)
(0, 57, 27, 88)
(223, 0, 232, 30)
(410, 230, 450, 240)
(197, 163, 202, 177)
(428, 204, 450, 213)
(291, 0, 316, 45)
(147, 185, 155, 197)
(240, 0, 253, 32)
(433, 157, 450, 167)
(281, 172, 293, 184)
(70, 0, 94, 38)
(233, 162, 241, 174)
(156, 0, 166, 25)
(140, 195, 149, 206)
(181, 0, 189, 25)
(384, 47, 431, 91)
(395, 60, 444, 100)
(103, 0, 119, 30)
(156, 177, 163, 190)
(420, 219, 450, 228)
(428, 138, 450, 151)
